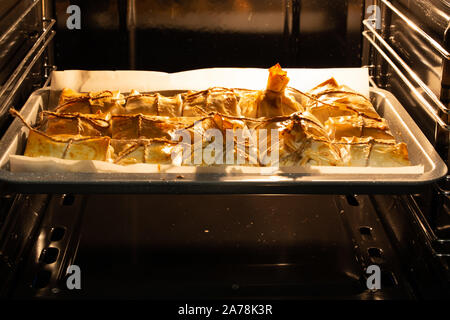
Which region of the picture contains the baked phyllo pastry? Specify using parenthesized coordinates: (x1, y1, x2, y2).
(41, 111, 111, 137)
(124, 91, 184, 117)
(110, 115, 195, 140)
(181, 65, 302, 118)
(10, 64, 410, 168)
(56, 63, 304, 119)
(56, 88, 125, 114)
(24, 131, 111, 161)
(110, 139, 179, 165)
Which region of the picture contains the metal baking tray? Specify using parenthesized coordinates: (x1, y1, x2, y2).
(0, 87, 447, 194)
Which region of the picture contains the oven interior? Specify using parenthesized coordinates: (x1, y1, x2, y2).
(0, 0, 449, 299)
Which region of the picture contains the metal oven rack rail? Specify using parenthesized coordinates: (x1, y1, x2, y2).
(0, 0, 56, 129)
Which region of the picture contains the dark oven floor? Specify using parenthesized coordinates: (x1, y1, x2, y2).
(0, 194, 448, 299)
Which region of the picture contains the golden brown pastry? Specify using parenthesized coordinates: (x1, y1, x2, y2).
(110, 139, 177, 165)
(42, 111, 111, 137)
(24, 131, 111, 161)
(58, 64, 304, 119)
(56, 89, 125, 114)
(11, 64, 410, 168)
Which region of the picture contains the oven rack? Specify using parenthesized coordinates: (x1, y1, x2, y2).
(364, 1, 449, 130)
(0, 0, 56, 127)
(363, 0, 450, 257)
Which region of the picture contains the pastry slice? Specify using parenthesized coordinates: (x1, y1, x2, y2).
(24, 130, 111, 161)
(336, 137, 410, 167)
(182, 88, 241, 117)
(43, 111, 111, 137)
(111, 139, 178, 165)
(56, 89, 125, 114)
(324, 116, 394, 141)
(305, 78, 380, 120)
(123, 91, 183, 117)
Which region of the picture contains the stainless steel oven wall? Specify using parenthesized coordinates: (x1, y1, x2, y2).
(362, 0, 450, 263)
(52, 0, 364, 71)
(0, 0, 55, 136)
(363, 0, 449, 152)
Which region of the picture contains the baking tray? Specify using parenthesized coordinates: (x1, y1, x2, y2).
(0, 87, 446, 194)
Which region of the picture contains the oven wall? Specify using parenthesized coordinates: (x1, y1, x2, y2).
(52, 0, 364, 71)
(362, 0, 450, 244)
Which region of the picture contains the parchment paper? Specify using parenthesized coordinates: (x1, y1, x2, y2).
(9, 155, 424, 175)
(50, 67, 371, 97)
(10, 67, 424, 175)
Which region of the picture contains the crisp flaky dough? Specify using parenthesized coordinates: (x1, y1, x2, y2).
(14, 65, 410, 167)
(24, 131, 111, 161)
